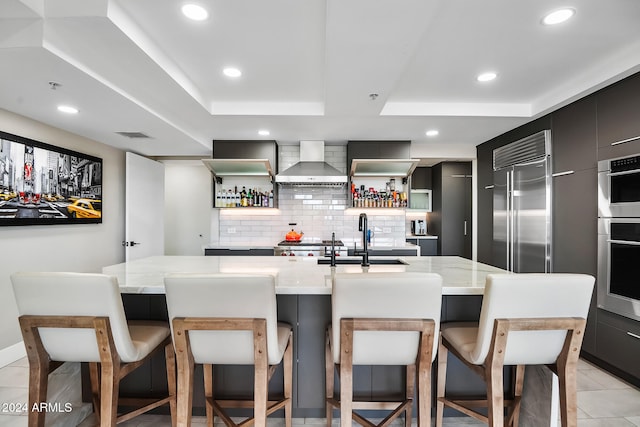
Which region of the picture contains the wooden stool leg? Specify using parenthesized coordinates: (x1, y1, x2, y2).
(99, 362, 120, 427)
(557, 361, 579, 427)
(27, 357, 48, 427)
(284, 334, 293, 427)
(435, 338, 448, 427)
(340, 321, 354, 427)
(174, 323, 195, 427)
(406, 364, 416, 427)
(253, 320, 269, 427)
(89, 362, 101, 421)
(325, 330, 334, 427)
(203, 364, 214, 427)
(417, 359, 431, 427)
(485, 364, 504, 427)
(510, 365, 525, 427)
(165, 342, 177, 427)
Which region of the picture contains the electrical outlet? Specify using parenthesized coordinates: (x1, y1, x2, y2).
(383, 227, 391, 233)
(228, 227, 236, 234)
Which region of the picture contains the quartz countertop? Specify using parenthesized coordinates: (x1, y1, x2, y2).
(102, 256, 507, 296)
(405, 234, 439, 240)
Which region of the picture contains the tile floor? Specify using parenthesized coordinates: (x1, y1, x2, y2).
(1, 357, 639, 426)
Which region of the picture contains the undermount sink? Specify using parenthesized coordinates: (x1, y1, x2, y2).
(317, 258, 408, 265)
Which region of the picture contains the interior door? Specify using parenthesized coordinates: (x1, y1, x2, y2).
(125, 152, 165, 261)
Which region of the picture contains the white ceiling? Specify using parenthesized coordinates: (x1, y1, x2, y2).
(1, 0, 639, 162)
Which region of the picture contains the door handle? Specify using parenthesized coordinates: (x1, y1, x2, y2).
(122, 241, 141, 247)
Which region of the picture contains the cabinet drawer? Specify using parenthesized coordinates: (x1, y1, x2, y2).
(596, 320, 640, 379)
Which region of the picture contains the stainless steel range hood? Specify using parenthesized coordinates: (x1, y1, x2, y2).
(275, 141, 347, 185)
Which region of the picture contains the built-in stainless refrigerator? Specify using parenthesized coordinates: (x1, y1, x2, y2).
(493, 130, 552, 273)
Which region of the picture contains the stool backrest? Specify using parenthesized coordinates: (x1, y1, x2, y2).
(332, 272, 442, 365)
(164, 274, 279, 365)
(471, 273, 595, 365)
(11, 272, 137, 362)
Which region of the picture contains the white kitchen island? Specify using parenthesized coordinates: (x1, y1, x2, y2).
(100, 256, 554, 425)
(102, 255, 505, 295)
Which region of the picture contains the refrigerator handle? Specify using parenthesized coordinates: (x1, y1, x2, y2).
(464, 221, 467, 236)
(508, 170, 515, 271)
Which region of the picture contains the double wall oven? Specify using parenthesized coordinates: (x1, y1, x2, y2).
(598, 154, 640, 321)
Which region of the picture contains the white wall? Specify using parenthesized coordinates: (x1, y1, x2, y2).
(0, 109, 126, 354)
(163, 161, 212, 255)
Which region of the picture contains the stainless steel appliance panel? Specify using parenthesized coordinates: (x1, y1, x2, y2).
(492, 168, 509, 270)
(512, 159, 551, 273)
(493, 158, 551, 273)
(598, 155, 640, 218)
(598, 217, 640, 321)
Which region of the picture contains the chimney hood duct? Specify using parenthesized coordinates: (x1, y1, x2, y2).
(275, 141, 347, 185)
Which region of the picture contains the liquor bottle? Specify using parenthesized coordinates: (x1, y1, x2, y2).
(241, 186, 247, 207)
(247, 188, 253, 207)
(216, 189, 222, 207)
(268, 190, 274, 207)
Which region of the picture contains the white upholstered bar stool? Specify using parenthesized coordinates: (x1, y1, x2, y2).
(164, 273, 293, 427)
(326, 272, 443, 427)
(11, 272, 176, 427)
(435, 273, 595, 427)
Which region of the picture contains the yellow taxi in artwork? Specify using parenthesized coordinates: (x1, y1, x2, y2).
(67, 198, 102, 219)
(0, 191, 17, 201)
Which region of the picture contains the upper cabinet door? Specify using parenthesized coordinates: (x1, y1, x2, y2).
(597, 73, 640, 160)
(552, 97, 597, 173)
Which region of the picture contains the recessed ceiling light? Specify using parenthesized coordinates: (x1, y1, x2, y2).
(181, 4, 209, 21)
(57, 105, 78, 114)
(223, 67, 242, 78)
(258, 129, 270, 136)
(426, 130, 439, 137)
(542, 8, 575, 25)
(477, 72, 497, 82)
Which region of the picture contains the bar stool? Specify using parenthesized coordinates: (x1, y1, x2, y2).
(435, 273, 595, 427)
(164, 273, 293, 427)
(326, 272, 443, 427)
(11, 272, 176, 427)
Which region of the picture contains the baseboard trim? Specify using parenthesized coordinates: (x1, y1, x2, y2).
(0, 341, 26, 368)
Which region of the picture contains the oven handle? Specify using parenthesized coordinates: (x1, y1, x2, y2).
(608, 169, 640, 177)
(607, 239, 640, 246)
(628, 331, 640, 340)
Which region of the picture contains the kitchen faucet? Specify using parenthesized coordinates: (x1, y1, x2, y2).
(354, 213, 370, 267)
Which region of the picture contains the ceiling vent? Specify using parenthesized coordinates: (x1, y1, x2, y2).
(116, 131, 152, 139)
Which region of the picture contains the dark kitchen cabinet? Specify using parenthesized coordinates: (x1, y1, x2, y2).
(431, 162, 472, 258)
(597, 73, 640, 161)
(595, 310, 640, 385)
(410, 167, 432, 189)
(551, 98, 598, 353)
(552, 97, 597, 173)
(405, 238, 437, 256)
(552, 168, 598, 353)
(213, 140, 278, 164)
(347, 141, 411, 162)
